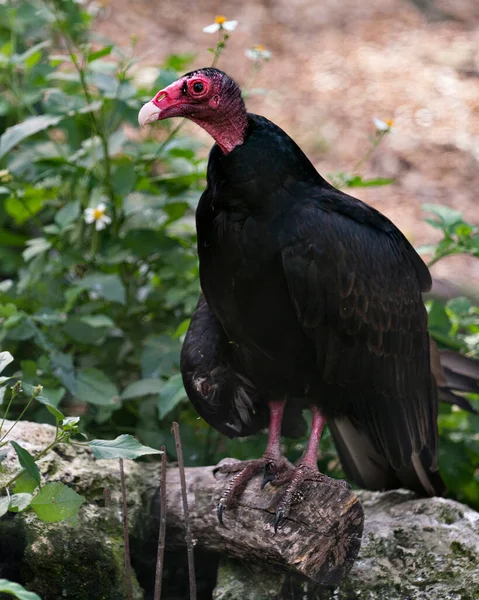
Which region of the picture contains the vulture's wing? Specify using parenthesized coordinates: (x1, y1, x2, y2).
(181, 295, 269, 438)
(280, 191, 445, 495)
(181, 295, 307, 438)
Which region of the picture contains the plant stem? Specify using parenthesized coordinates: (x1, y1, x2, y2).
(153, 446, 167, 600)
(211, 31, 228, 68)
(119, 458, 133, 600)
(0, 392, 35, 444)
(54, 16, 118, 228)
(352, 130, 388, 174)
(1, 432, 67, 490)
(0, 385, 18, 436)
(243, 61, 263, 97)
(172, 422, 196, 600)
(90, 227, 99, 259)
(152, 120, 186, 160)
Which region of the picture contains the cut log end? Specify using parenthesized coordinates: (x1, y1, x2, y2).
(156, 462, 364, 586)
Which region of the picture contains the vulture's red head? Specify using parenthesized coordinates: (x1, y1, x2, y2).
(138, 68, 248, 154)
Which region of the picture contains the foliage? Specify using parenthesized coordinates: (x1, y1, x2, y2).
(0, 0, 202, 445)
(0, 579, 41, 600)
(0, 0, 478, 520)
(0, 351, 162, 523)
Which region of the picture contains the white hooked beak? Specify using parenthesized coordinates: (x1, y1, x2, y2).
(138, 100, 162, 128)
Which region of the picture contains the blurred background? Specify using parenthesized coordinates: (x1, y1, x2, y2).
(0, 0, 478, 529)
(96, 0, 479, 287)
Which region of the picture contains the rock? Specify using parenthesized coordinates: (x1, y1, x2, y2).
(0, 420, 154, 600)
(2, 420, 479, 600)
(213, 489, 479, 600)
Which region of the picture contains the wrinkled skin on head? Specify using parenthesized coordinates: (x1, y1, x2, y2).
(138, 67, 248, 154)
(139, 68, 233, 125)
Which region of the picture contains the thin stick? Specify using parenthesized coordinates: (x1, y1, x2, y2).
(119, 458, 133, 600)
(153, 446, 168, 600)
(172, 422, 197, 600)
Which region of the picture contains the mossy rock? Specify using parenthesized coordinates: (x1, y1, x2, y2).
(214, 490, 479, 600)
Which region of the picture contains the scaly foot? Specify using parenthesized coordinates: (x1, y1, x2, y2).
(266, 464, 350, 533)
(213, 455, 293, 526)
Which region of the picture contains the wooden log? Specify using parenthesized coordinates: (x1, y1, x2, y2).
(155, 460, 364, 586)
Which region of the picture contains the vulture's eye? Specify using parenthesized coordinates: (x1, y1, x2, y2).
(193, 82, 204, 94)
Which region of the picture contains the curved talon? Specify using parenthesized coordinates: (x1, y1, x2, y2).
(261, 473, 276, 490)
(273, 509, 284, 535)
(217, 502, 227, 527)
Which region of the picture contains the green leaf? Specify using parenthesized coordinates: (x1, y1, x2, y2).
(87, 45, 113, 63)
(0, 352, 13, 374)
(173, 318, 190, 339)
(79, 315, 115, 328)
(22, 238, 52, 262)
(54, 201, 80, 229)
(0, 579, 42, 600)
(8, 493, 33, 513)
(30, 482, 85, 523)
(121, 378, 164, 400)
(14, 41, 50, 66)
(38, 387, 65, 408)
(50, 352, 76, 395)
(14, 471, 39, 494)
(61, 416, 80, 432)
(0, 497, 9, 518)
(0, 114, 63, 159)
(5, 195, 44, 226)
(10, 442, 40, 487)
(76, 100, 103, 115)
(422, 204, 463, 230)
(20, 360, 37, 381)
(346, 176, 395, 188)
(74, 273, 126, 304)
(76, 368, 119, 406)
(88, 434, 162, 459)
(427, 299, 451, 336)
(63, 317, 108, 344)
(163, 53, 194, 71)
(35, 395, 65, 421)
(447, 296, 472, 315)
(141, 335, 180, 378)
(158, 373, 187, 419)
(112, 160, 137, 196)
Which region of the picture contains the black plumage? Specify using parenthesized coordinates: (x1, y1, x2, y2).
(192, 111, 441, 492)
(140, 68, 451, 523)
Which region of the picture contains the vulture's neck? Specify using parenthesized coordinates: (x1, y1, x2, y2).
(191, 96, 248, 155)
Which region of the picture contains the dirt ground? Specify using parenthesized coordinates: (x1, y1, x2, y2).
(96, 0, 479, 289)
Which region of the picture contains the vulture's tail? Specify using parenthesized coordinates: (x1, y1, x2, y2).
(330, 346, 478, 496)
(434, 348, 479, 414)
(329, 417, 446, 497)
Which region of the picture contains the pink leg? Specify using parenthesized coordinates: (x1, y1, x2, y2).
(299, 405, 326, 468)
(215, 400, 293, 525)
(272, 406, 347, 533)
(263, 400, 285, 459)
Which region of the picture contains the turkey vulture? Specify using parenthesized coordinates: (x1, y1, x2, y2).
(139, 68, 450, 529)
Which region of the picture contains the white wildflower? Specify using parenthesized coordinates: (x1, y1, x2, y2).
(245, 45, 272, 61)
(84, 202, 112, 231)
(373, 117, 394, 132)
(203, 15, 238, 34)
(0, 169, 12, 183)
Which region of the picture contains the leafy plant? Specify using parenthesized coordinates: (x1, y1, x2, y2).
(0, 350, 162, 523)
(420, 204, 479, 267)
